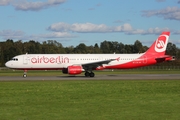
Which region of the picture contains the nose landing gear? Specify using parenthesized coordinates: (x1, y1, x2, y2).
(23, 70, 27, 78)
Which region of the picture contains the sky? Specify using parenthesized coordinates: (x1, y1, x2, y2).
(0, 0, 180, 47)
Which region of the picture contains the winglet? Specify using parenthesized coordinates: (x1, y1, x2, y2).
(116, 57, 120, 61)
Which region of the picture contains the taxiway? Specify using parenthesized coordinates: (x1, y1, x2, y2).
(0, 74, 180, 81)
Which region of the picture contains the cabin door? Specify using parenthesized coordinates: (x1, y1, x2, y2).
(143, 55, 147, 64)
(23, 55, 28, 64)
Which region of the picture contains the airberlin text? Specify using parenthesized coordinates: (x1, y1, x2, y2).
(31, 56, 69, 64)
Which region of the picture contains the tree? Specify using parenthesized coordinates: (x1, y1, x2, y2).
(100, 40, 111, 53)
(4, 40, 15, 60)
(166, 42, 178, 58)
(111, 41, 119, 53)
(74, 43, 87, 53)
(118, 42, 125, 53)
(124, 44, 133, 53)
(93, 43, 101, 53)
(133, 40, 144, 53)
(65, 46, 74, 53)
(0, 42, 5, 66)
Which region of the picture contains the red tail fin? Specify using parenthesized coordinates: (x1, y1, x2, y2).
(145, 31, 170, 56)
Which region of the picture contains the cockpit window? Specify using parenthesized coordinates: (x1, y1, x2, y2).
(11, 58, 18, 61)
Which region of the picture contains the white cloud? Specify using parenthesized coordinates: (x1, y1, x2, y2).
(47, 22, 172, 35)
(120, 23, 133, 32)
(0, 30, 25, 39)
(71, 23, 110, 33)
(0, 25, 172, 41)
(142, 7, 180, 20)
(126, 27, 170, 35)
(174, 30, 180, 34)
(0, 0, 66, 11)
(14, 0, 66, 11)
(0, 29, 76, 41)
(48, 22, 71, 32)
(48, 22, 133, 33)
(38, 32, 77, 38)
(0, 0, 12, 5)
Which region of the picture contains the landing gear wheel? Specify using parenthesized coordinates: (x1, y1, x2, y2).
(89, 72, 95, 77)
(85, 72, 90, 77)
(23, 74, 27, 78)
(23, 70, 27, 78)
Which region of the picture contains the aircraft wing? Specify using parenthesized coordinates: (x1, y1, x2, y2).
(81, 58, 117, 70)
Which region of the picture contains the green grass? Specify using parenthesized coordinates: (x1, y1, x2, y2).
(0, 80, 180, 120)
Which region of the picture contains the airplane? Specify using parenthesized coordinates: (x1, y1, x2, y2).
(5, 31, 175, 78)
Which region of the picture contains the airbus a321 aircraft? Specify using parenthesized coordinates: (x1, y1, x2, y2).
(5, 31, 174, 77)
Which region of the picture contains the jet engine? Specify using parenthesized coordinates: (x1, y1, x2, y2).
(62, 65, 83, 75)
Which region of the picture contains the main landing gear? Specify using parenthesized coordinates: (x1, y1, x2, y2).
(84, 71, 95, 77)
(23, 70, 27, 78)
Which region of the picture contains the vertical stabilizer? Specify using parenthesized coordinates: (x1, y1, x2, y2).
(145, 31, 170, 56)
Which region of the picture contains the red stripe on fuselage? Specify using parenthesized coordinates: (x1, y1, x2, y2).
(105, 57, 157, 69)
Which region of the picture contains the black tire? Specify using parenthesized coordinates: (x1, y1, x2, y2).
(89, 72, 95, 77)
(85, 72, 90, 77)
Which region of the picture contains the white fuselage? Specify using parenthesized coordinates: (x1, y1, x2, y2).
(5, 53, 149, 70)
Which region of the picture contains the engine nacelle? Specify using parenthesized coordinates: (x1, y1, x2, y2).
(62, 66, 83, 75)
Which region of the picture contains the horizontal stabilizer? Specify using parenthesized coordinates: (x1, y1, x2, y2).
(155, 55, 175, 62)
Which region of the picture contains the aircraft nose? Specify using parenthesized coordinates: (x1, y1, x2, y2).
(5, 61, 12, 68)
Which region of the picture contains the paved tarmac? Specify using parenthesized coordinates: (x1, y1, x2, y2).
(0, 74, 180, 81)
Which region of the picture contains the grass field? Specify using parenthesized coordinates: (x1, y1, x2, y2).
(0, 80, 180, 120)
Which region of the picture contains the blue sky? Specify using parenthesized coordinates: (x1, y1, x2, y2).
(0, 0, 180, 47)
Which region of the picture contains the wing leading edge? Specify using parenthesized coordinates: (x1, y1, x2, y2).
(81, 58, 118, 70)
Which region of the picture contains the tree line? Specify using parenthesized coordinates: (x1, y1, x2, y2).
(0, 39, 180, 67)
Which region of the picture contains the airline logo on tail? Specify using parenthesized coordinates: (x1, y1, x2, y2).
(155, 34, 169, 52)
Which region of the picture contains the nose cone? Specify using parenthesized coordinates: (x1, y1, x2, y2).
(5, 61, 12, 68)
